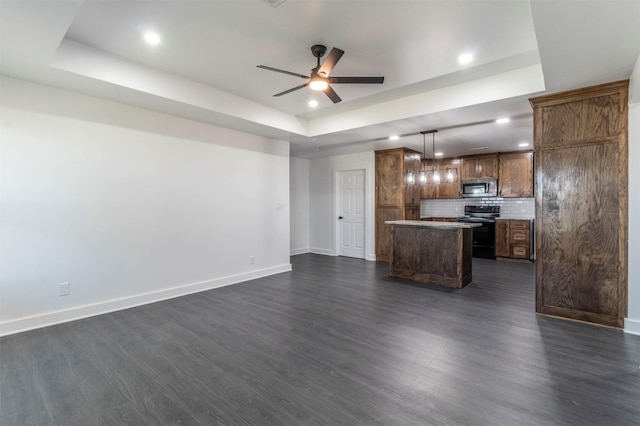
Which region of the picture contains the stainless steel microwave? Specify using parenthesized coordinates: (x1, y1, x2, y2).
(461, 179, 498, 198)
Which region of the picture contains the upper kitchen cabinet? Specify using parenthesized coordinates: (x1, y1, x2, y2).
(460, 154, 498, 180)
(403, 151, 422, 207)
(498, 151, 534, 198)
(419, 159, 436, 199)
(375, 148, 422, 262)
(530, 80, 628, 329)
(435, 158, 461, 199)
(419, 158, 461, 199)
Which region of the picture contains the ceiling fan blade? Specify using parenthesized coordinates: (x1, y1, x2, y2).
(324, 85, 342, 103)
(317, 47, 344, 77)
(273, 83, 309, 97)
(257, 65, 309, 79)
(329, 76, 385, 84)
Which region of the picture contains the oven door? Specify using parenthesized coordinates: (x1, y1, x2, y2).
(471, 222, 496, 259)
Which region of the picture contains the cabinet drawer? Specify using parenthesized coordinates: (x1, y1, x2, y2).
(510, 220, 530, 231)
(511, 245, 529, 259)
(510, 230, 529, 243)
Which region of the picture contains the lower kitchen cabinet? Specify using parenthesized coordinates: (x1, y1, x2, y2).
(496, 219, 533, 260)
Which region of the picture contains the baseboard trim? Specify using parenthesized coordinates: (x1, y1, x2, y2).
(624, 318, 640, 336)
(309, 247, 334, 256)
(290, 247, 309, 256)
(0, 264, 292, 337)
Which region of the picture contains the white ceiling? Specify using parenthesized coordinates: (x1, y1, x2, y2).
(1, 0, 639, 159)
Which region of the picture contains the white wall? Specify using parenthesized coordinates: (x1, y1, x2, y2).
(308, 151, 376, 260)
(290, 156, 310, 255)
(0, 76, 291, 336)
(626, 55, 640, 335)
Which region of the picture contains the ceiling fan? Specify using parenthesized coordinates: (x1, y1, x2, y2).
(257, 45, 384, 104)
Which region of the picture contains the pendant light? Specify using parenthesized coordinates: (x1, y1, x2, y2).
(406, 170, 415, 185)
(432, 130, 441, 183)
(419, 132, 427, 184)
(419, 130, 439, 184)
(446, 168, 454, 182)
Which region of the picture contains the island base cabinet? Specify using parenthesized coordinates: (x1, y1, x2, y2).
(389, 226, 473, 288)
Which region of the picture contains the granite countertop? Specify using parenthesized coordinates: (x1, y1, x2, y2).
(420, 216, 459, 220)
(385, 220, 481, 228)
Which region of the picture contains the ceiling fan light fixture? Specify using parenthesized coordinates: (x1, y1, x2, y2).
(309, 77, 329, 91)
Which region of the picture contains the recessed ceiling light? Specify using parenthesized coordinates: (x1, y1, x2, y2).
(144, 32, 161, 45)
(519, 142, 530, 147)
(308, 100, 318, 107)
(315, 148, 321, 152)
(435, 152, 443, 157)
(496, 118, 510, 124)
(389, 135, 399, 141)
(458, 53, 473, 65)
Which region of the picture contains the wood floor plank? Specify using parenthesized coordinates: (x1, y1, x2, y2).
(1, 254, 639, 425)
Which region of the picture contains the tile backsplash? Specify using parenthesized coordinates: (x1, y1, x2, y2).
(421, 197, 535, 219)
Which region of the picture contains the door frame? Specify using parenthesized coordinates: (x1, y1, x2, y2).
(332, 164, 375, 261)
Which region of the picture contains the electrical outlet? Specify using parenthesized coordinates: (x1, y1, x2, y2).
(250, 256, 255, 264)
(58, 282, 70, 297)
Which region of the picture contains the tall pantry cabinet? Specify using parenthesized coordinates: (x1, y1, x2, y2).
(529, 80, 628, 328)
(375, 148, 422, 262)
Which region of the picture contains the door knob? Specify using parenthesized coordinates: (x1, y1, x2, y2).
(338, 216, 343, 219)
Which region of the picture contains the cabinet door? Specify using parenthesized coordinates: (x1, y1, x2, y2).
(495, 220, 510, 257)
(538, 143, 620, 323)
(376, 152, 403, 207)
(404, 206, 420, 220)
(419, 159, 436, 199)
(460, 158, 478, 180)
(375, 207, 402, 261)
(499, 152, 534, 197)
(404, 152, 421, 206)
(477, 155, 498, 179)
(435, 160, 461, 199)
(460, 155, 498, 179)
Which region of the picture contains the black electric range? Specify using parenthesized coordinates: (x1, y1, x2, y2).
(457, 205, 500, 259)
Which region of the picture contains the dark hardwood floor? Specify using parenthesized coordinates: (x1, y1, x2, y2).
(1, 254, 639, 425)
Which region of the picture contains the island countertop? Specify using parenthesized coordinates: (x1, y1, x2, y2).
(385, 220, 481, 229)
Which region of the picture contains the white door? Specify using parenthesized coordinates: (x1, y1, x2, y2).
(338, 170, 365, 258)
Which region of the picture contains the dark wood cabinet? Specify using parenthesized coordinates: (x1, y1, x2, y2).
(495, 219, 510, 257)
(419, 158, 461, 199)
(530, 80, 628, 328)
(419, 153, 534, 200)
(460, 154, 498, 180)
(498, 151, 534, 198)
(435, 158, 461, 199)
(375, 148, 422, 262)
(496, 219, 532, 260)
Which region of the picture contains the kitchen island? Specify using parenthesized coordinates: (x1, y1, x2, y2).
(385, 220, 481, 288)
